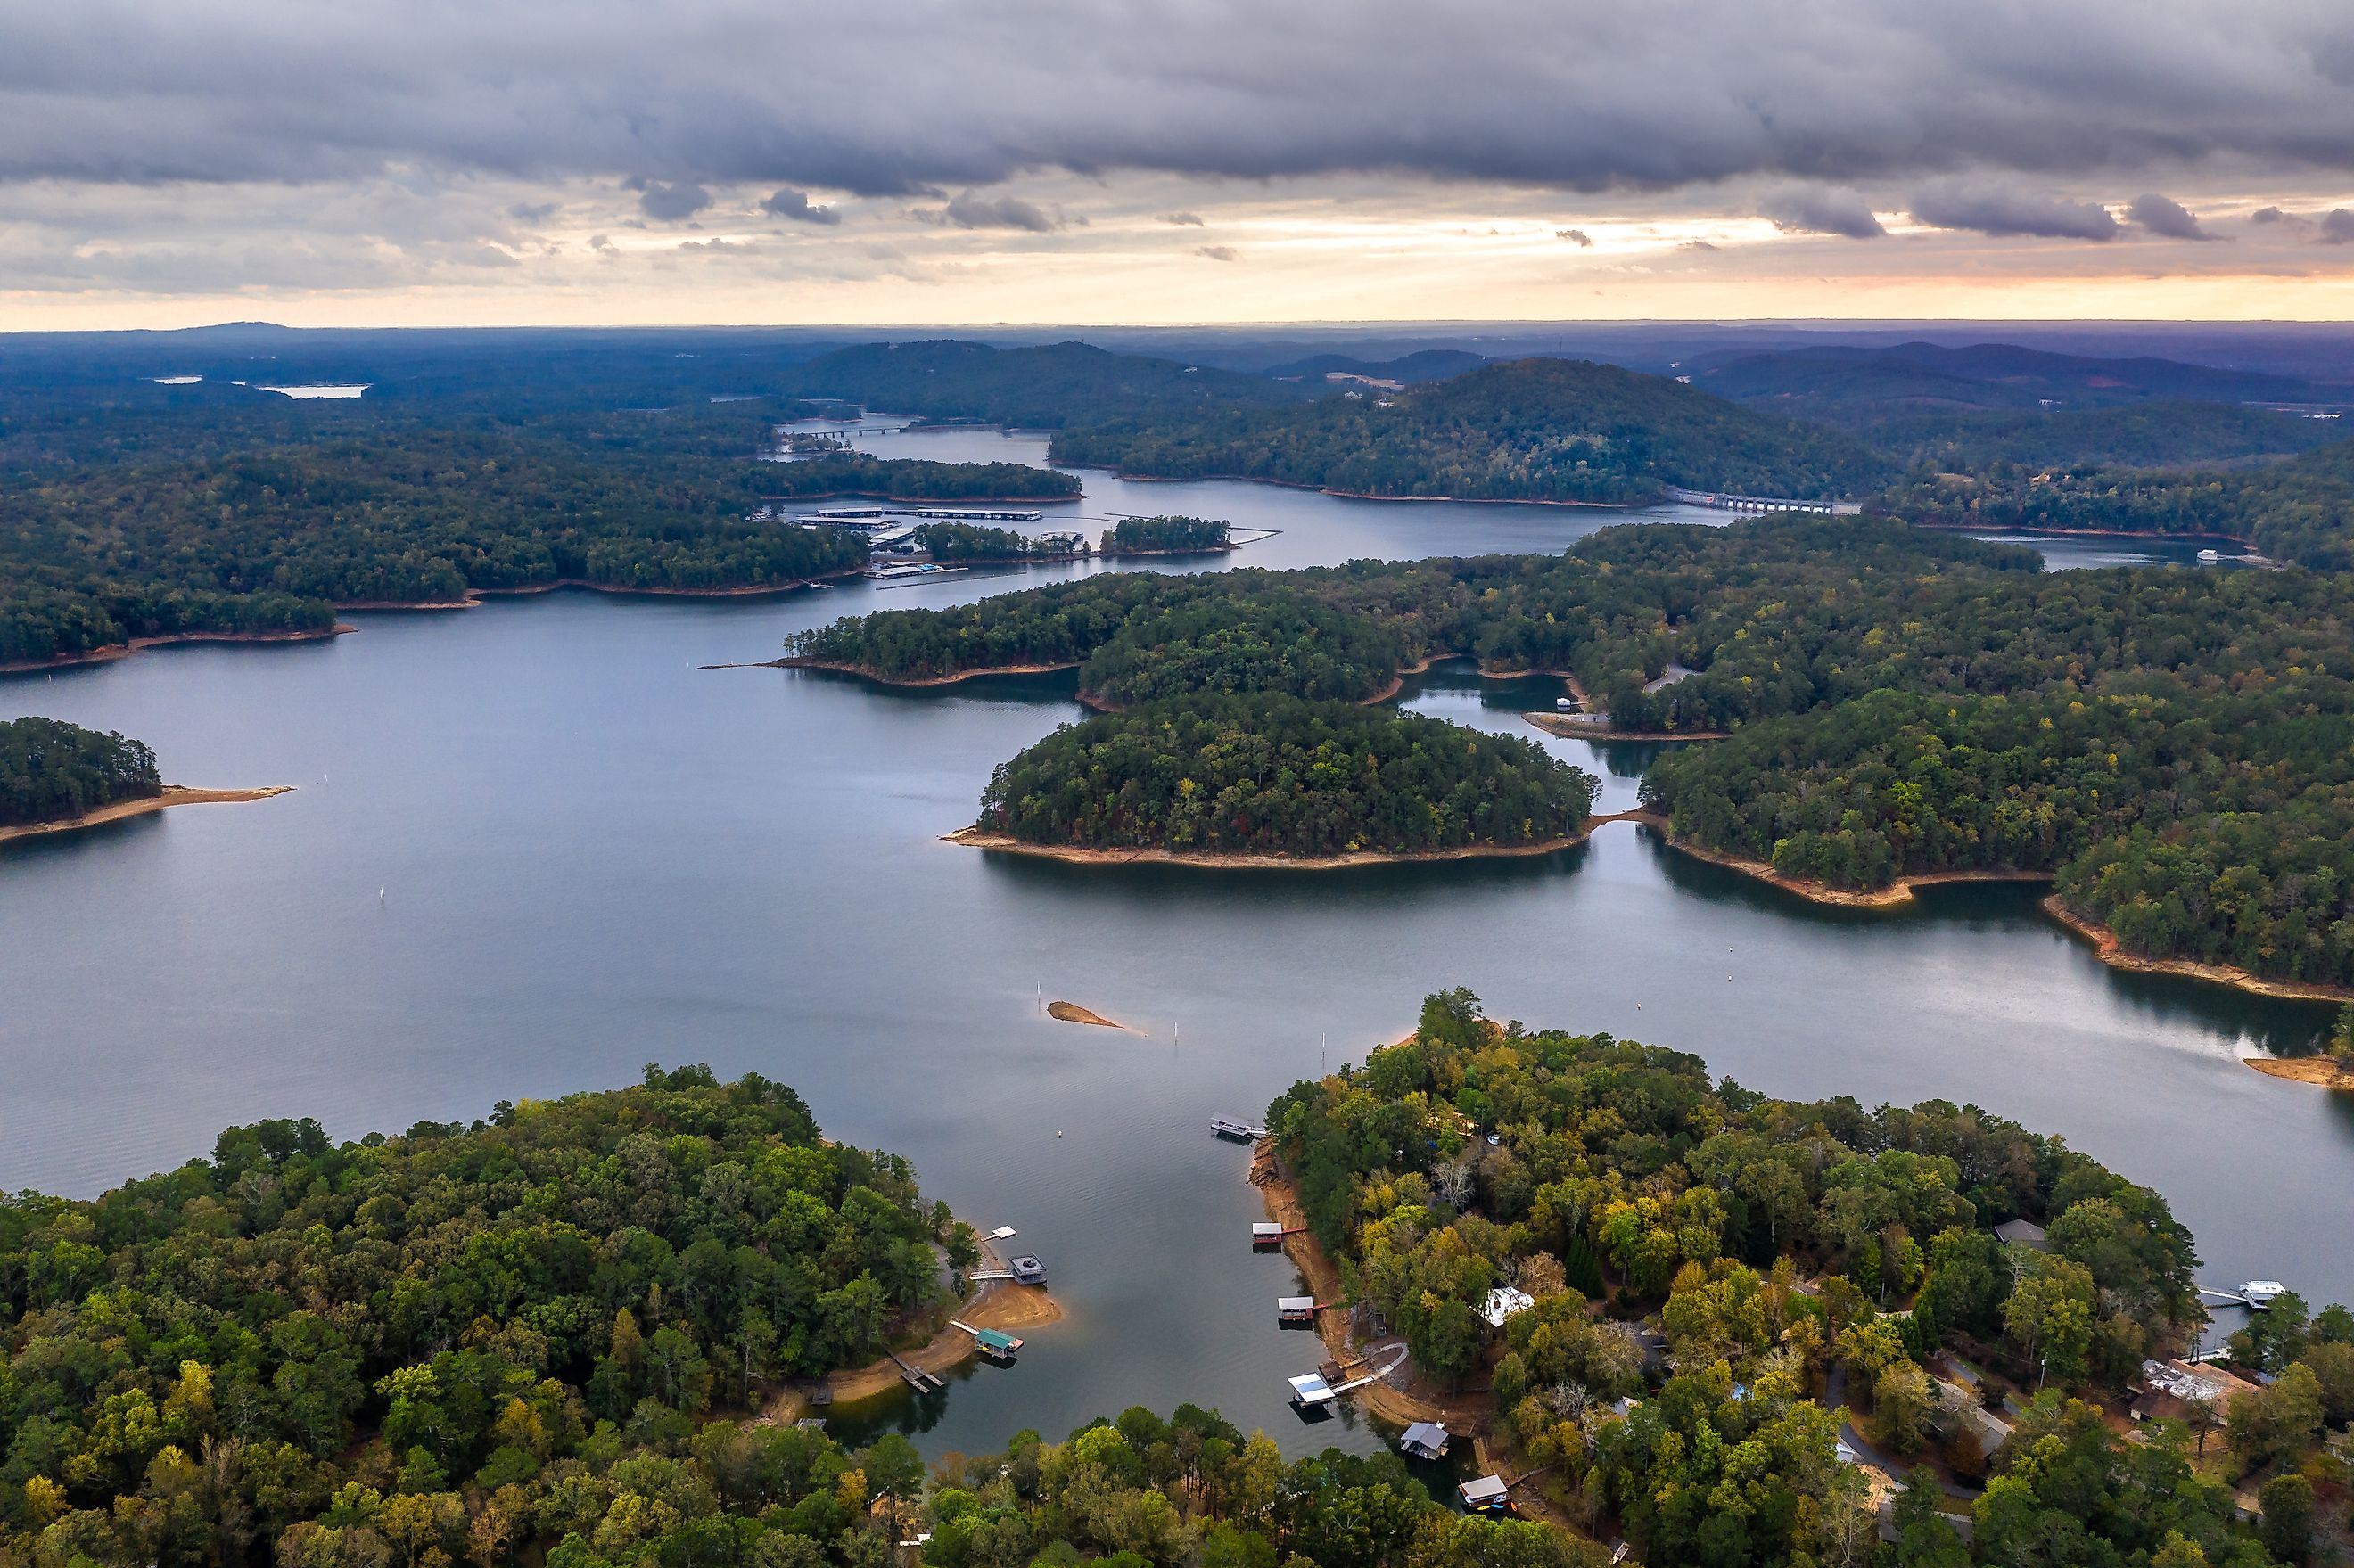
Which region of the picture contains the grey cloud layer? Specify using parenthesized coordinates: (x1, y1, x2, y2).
(6, 1, 2354, 198)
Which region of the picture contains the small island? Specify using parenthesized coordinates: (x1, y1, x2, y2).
(1, 717, 289, 849)
(959, 694, 1596, 865)
(1096, 513, 1234, 555)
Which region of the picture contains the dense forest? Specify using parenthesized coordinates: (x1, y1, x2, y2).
(1099, 515, 1232, 554)
(0, 1065, 1597, 1566)
(0, 717, 162, 827)
(761, 453, 1080, 502)
(1268, 988, 2345, 1568)
(1049, 359, 1894, 504)
(908, 522, 1083, 562)
(777, 340, 1308, 429)
(792, 516, 2354, 982)
(975, 695, 1595, 857)
(0, 423, 1100, 661)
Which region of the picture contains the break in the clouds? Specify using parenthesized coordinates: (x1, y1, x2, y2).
(1909, 180, 2120, 241)
(7, 1, 2354, 200)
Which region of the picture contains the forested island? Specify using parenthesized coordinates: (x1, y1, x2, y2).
(0, 1063, 1595, 1567)
(909, 521, 1084, 562)
(761, 451, 1081, 503)
(1099, 514, 1233, 554)
(789, 515, 2354, 990)
(0, 422, 1077, 666)
(1049, 358, 1893, 504)
(962, 694, 1596, 862)
(1259, 988, 2348, 1568)
(0, 716, 161, 828)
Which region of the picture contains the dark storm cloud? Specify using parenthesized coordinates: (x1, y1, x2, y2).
(760, 187, 841, 225)
(2126, 193, 2218, 240)
(1909, 180, 2119, 241)
(633, 179, 712, 220)
(7, 2, 2354, 202)
(1757, 185, 1883, 238)
(911, 191, 1071, 231)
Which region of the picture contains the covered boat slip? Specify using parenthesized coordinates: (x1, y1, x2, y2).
(1398, 1421, 1449, 1460)
(1287, 1373, 1337, 1408)
(1461, 1475, 1512, 1515)
(1276, 1294, 1318, 1323)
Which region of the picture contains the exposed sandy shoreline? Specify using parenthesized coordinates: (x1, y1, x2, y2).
(2244, 1057, 2354, 1091)
(765, 656, 1082, 685)
(1, 627, 354, 676)
(2043, 896, 2353, 1002)
(1523, 711, 1727, 743)
(767, 1236, 1064, 1416)
(0, 784, 294, 849)
(1653, 831, 2055, 908)
(942, 825, 1589, 869)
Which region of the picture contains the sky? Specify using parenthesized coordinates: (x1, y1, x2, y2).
(6, 0, 2354, 328)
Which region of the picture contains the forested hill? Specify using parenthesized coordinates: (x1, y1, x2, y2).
(778, 339, 1308, 428)
(0, 1066, 1601, 1564)
(976, 694, 1595, 857)
(0, 428, 1089, 664)
(0, 717, 161, 826)
(1049, 357, 1895, 503)
(1260, 988, 2344, 1568)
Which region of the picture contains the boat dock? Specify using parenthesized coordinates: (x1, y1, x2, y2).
(1285, 1341, 1410, 1406)
(951, 1321, 1025, 1360)
(1253, 1221, 1306, 1248)
(885, 1348, 944, 1393)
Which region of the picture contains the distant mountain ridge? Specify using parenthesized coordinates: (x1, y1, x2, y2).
(1691, 341, 2325, 412)
(1050, 357, 1894, 503)
(1259, 349, 1491, 384)
(777, 339, 1310, 428)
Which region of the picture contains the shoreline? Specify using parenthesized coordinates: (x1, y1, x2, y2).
(769, 1236, 1065, 1415)
(1913, 519, 2255, 548)
(941, 824, 1590, 869)
(1052, 459, 1638, 510)
(2041, 896, 2354, 1003)
(1249, 1143, 1489, 1433)
(1626, 827, 2348, 1005)
(4, 571, 872, 675)
(761, 656, 1082, 684)
(2244, 1057, 2354, 1091)
(1642, 825, 2055, 908)
(1, 626, 354, 676)
(1523, 711, 1727, 743)
(0, 784, 294, 849)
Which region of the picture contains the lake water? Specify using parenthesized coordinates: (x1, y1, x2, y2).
(0, 439, 2329, 1459)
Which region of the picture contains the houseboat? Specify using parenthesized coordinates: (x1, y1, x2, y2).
(1211, 1117, 1264, 1142)
(2243, 1279, 2288, 1309)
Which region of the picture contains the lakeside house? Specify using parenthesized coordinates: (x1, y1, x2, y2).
(1994, 1219, 2049, 1251)
(1479, 1285, 1535, 1329)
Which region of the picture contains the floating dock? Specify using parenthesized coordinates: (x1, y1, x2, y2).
(1253, 1222, 1305, 1248)
(951, 1321, 1025, 1360)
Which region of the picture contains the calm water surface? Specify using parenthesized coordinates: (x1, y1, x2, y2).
(1, 442, 2333, 1457)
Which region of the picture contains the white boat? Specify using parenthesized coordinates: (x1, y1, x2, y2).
(2243, 1279, 2287, 1308)
(2198, 548, 2221, 563)
(1555, 697, 1576, 711)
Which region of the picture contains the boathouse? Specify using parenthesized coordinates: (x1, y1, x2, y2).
(1277, 1295, 1317, 1324)
(1288, 1373, 1336, 1408)
(1398, 1422, 1449, 1460)
(1252, 1222, 1285, 1248)
(1460, 1476, 1511, 1515)
(1008, 1255, 1047, 1285)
